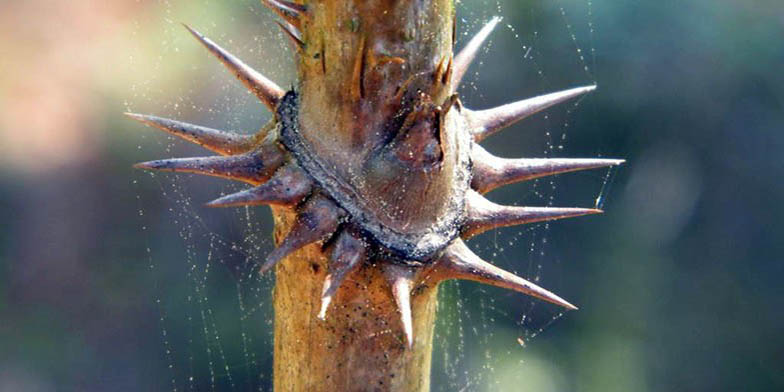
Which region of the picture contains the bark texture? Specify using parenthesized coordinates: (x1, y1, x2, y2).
(273, 209, 438, 392)
(273, 1, 452, 390)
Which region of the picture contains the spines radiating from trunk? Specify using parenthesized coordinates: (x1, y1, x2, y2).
(206, 164, 312, 207)
(468, 85, 596, 142)
(452, 16, 501, 88)
(131, 5, 624, 377)
(318, 229, 366, 320)
(463, 190, 601, 237)
(183, 24, 285, 110)
(262, 0, 306, 30)
(384, 264, 416, 348)
(471, 145, 625, 193)
(432, 239, 577, 310)
(134, 144, 284, 185)
(276, 21, 305, 50)
(259, 195, 344, 274)
(124, 113, 255, 156)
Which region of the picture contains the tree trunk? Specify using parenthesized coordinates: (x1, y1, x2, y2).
(273, 208, 438, 392)
(130, 0, 617, 389)
(272, 2, 452, 390)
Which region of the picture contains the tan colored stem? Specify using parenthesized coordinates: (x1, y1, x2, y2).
(272, 1, 453, 390)
(273, 211, 438, 392)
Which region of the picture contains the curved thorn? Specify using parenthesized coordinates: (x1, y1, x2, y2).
(384, 264, 415, 348)
(318, 229, 366, 320)
(468, 85, 596, 142)
(471, 145, 625, 193)
(262, 0, 305, 29)
(452, 16, 501, 88)
(124, 113, 254, 156)
(183, 24, 285, 110)
(259, 195, 344, 275)
(463, 190, 602, 237)
(276, 21, 305, 50)
(206, 165, 312, 208)
(433, 239, 577, 310)
(134, 142, 284, 185)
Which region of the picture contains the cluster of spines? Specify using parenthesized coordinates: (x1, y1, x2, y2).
(129, 9, 623, 348)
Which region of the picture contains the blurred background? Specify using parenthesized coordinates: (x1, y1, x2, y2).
(1, 0, 782, 390)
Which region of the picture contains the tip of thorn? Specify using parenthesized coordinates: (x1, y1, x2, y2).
(490, 15, 502, 23)
(546, 292, 579, 310)
(317, 297, 331, 320)
(124, 112, 146, 122)
(204, 194, 239, 208)
(182, 23, 200, 36)
(132, 162, 150, 170)
(258, 256, 278, 275)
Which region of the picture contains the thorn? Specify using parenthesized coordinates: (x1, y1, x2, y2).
(262, 0, 306, 29)
(350, 35, 367, 101)
(183, 24, 285, 110)
(468, 85, 596, 142)
(205, 165, 312, 208)
(442, 55, 453, 86)
(384, 264, 415, 348)
(433, 55, 447, 87)
(393, 74, 416, 104)
(471, 145, 625, 193)
(134, 142, 284, 185)
(124, 113, 254, 156)
(276, 21, 305, 50)
(318, 229, 366, 320)
(264, 0, 306, 13)
(452, 16, 501, 88)
(259, 195, 344, 275)
(434, 239, 578, 310)
(390, 98, 443, 167)
(463, 190, 602, 237)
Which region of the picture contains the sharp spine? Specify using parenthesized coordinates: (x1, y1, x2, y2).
(471, 145, 625, 193)
(384, 264, 415, 349)
(318, 229, 366, 320)
(452, 16, 501, 88)
(276, 21, 305, 50)
(468, 85, 596, 142)
(134, 143, 284, 185)
(259, 195, 344, 275)
(264, 0, 306, 14)
(262, 0, 306, 29)
(463, 190, 602, 237)
(183, 24, 285, 110)
(206, 165, 312, 208)
(434, 239, 577, 310)
(124, 113, 253, 156)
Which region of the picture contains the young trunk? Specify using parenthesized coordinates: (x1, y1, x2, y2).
(273, 2, 452, 390)
(130, 0, 619, 390)
(273, 208, 438, 392)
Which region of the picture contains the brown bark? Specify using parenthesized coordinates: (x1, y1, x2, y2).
(272, 1, 453, 390)
(273, 208, 438, 392)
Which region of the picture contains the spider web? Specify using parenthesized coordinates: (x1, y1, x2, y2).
(128, 0, 616, 390)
